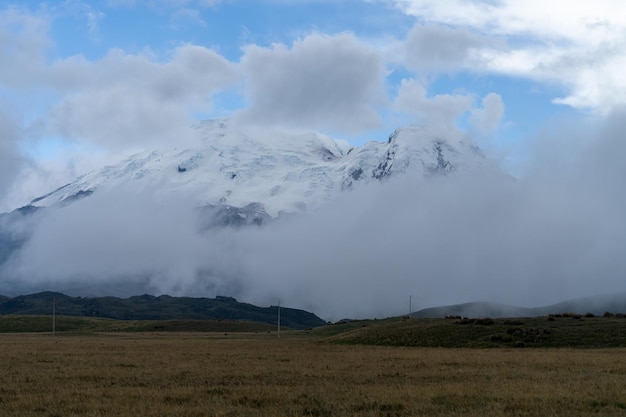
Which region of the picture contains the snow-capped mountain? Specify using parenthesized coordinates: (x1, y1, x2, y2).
(0, 120, 505, 304)
(26, 119, 498, 219)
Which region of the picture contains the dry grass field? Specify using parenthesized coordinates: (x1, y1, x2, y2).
(1, 332, 626, 417)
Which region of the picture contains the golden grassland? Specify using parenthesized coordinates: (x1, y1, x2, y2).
(1, 332, 626, 417)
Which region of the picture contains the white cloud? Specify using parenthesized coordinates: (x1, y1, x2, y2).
(86, 9, 105, 36)
(108, 0, 217, 7)
(0, 6, 50, 87)
(198, 0, 222, 7)
(405, 24, 500, 72)
(390, 0, 626, 42)
(393, 78, 472, 127)
(392, 80, 504, 136)
(236, 32, 387, 133)
(0, 110, 25, 203)
(42, 45, 241, 149)
(387, 0, 626, 113)
(469, 92, 504, 134)
(0, 6, 243, 151)
(170, 8, 207, 28)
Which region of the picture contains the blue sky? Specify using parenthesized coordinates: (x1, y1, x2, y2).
(1, 0, 625, 210)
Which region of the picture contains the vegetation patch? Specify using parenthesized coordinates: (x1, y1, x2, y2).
(325, 315, 626, 348)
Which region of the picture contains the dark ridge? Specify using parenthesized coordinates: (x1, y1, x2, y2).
(429, 141, 454, 175)
(61, 189, 94, 204)
(30, 183, 71, 204)
(197, 202, 271, 229)
(0, 292, 326, 330)
(15, 205, 40, 216)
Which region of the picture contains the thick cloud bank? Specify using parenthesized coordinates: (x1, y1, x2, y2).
(237, 32, 386, 133)
(2, 114, 626, 320)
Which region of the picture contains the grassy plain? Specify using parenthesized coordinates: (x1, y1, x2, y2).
(2, 331, 626, 417)
(0, 315, 276, 333)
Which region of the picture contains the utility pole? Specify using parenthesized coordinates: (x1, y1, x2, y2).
(52, 296, 56, 343)
(277, 301, 281, 339)
(409, 295, 412, 317)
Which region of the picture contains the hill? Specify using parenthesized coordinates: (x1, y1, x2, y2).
(0, 292, 326, 330)
(413, 292, 626, 318)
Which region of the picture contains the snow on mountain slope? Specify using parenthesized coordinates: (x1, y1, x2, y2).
(28, 120, 499, 217)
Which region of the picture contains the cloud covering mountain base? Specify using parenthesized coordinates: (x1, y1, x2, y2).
(2, 113, 626, 321)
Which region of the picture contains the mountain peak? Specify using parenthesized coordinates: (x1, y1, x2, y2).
(24, 120, 497, 218)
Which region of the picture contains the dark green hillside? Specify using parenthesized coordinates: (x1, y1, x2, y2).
(0, 292, 326, 330)
(326, 315, 626, 348)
